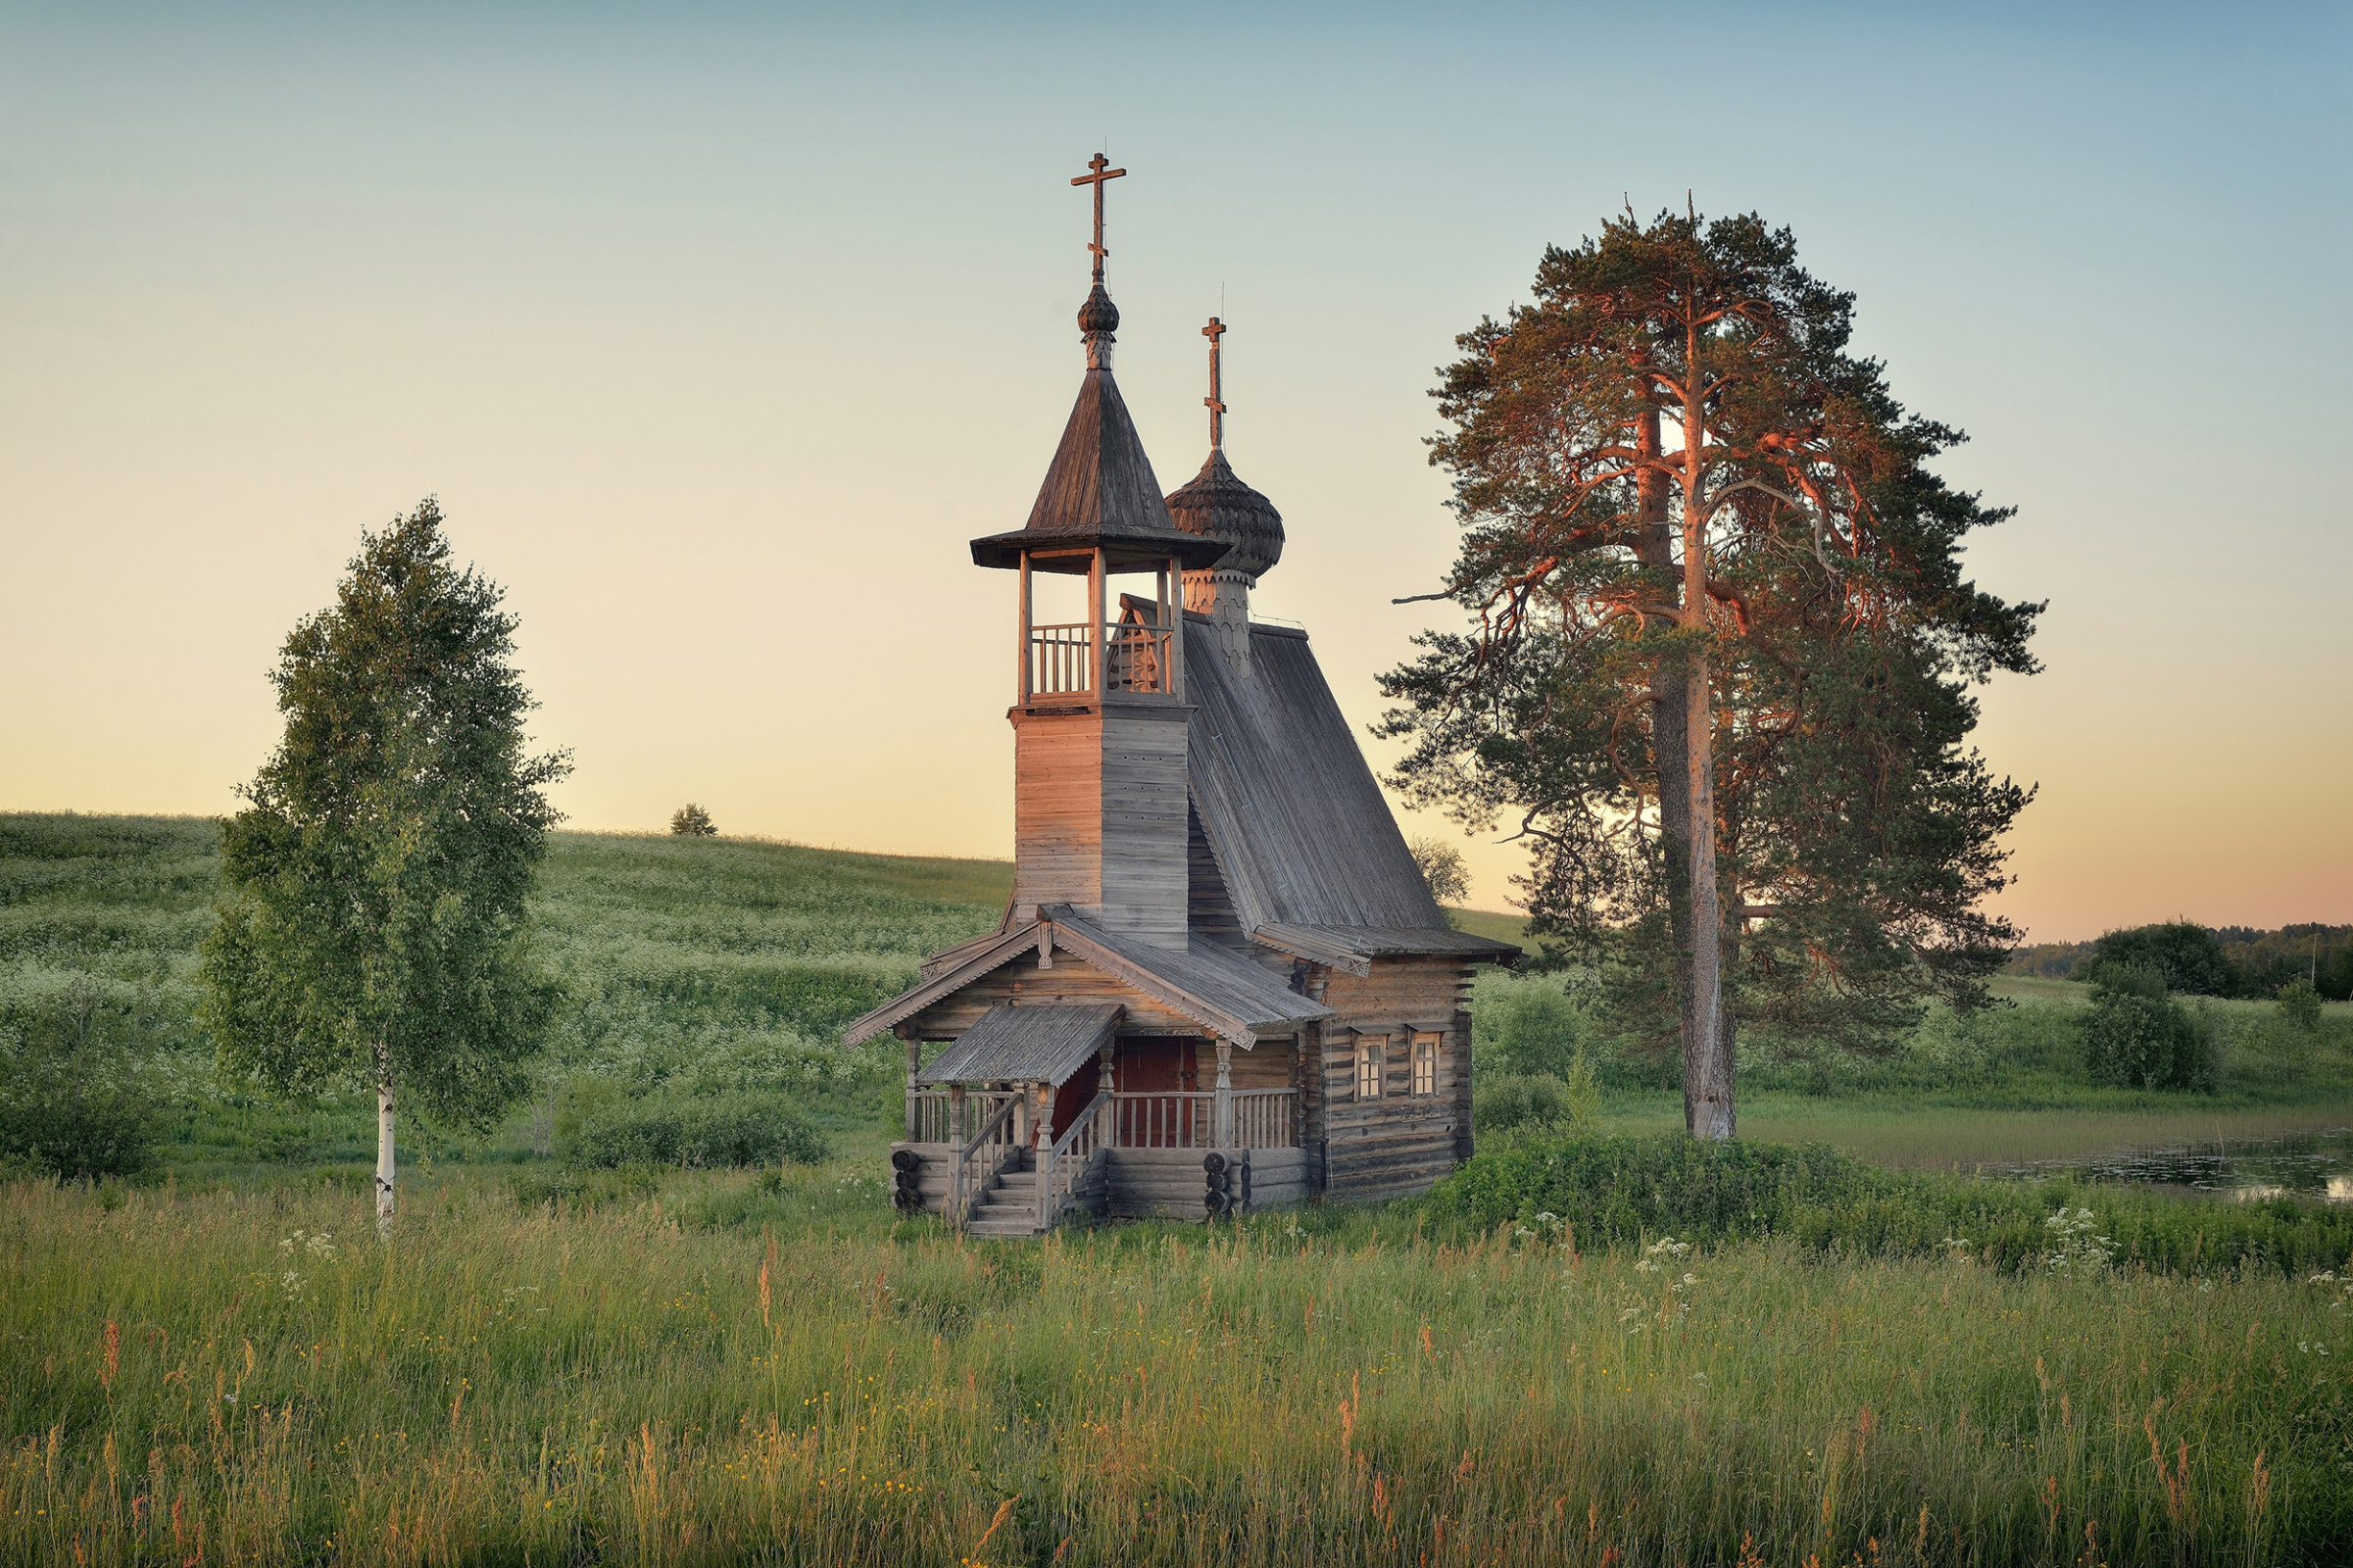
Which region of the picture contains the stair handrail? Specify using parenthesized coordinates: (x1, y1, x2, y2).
(1040, 1090, 1112, 1230)
(951, 1094, 1020, 1232)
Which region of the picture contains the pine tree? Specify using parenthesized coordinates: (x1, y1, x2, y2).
(199, 500, 571, 1225)
(1380, 210, 2039, 1136)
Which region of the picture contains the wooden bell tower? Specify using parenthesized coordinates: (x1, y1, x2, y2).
(967, 156, 1233, 950)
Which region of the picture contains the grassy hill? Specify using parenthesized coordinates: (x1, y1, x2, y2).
(7, 816, 2353, 1564)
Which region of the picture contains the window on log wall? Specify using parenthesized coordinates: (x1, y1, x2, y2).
(1354, 1036, 1384, 1101)
(1411, 1034, 1438, 1097)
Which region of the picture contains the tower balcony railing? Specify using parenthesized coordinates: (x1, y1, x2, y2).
(1027, 620, 1176, 698)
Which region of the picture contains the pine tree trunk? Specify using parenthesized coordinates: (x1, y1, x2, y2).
(1635, 403, 1702, 1112)
(1683, 659, 1735, 1138)
(374, 1067, 396, 1232)
(1679, 355, 1736, 1141)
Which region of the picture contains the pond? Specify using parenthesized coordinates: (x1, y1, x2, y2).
(1998, 1126, 2353, 1203)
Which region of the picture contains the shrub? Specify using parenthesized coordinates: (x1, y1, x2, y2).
(0, 981, 165, 1178)
(669, 804, 717, 837)
(1473, 1064, 1599, 1139)
(556, 1091, 826, 1169)
(2078, 964, 2217, 1090)
(1418, 1131, 2353, 1276)
(2277, 978, 2324, 1032)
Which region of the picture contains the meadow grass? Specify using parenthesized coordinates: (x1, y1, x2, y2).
(5, 1166, 2348, 1567)
(10, 813, 2353, 1562)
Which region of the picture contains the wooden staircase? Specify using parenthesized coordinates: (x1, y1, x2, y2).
(962, 1151, 1050, 1239)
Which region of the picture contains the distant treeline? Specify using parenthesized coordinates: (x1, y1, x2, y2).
(2006, 921, 2352, 1000)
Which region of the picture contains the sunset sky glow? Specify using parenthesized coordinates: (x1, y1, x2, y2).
(3, 3, 2347, 942)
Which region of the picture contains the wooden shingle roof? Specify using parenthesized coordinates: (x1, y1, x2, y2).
(970, 368, 1230, 572)
(914, 1003, 1122, 1085)
(839, 912, 1332, 1050)
(1185, 615, 1513, 963)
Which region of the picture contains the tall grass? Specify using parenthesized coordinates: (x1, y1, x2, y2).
(3, 1171, 2345, 1566)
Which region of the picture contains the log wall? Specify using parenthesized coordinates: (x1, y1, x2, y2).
(1309, 956, 1478, 1203)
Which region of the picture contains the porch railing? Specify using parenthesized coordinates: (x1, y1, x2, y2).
(1040, 1090, 1111, 1229)
(1108, 1089, 1296, 1151)
(949, 1095, 1021, 1231)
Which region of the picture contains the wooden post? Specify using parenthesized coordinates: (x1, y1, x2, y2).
(1098, 1043, 1115, 1147)
(1089, 548, 1106, 697)
(1017, 552, 1033, 704)
(901, 1025, 920, 1140)
(1168, 554, 1186, 701)
(1010, 1082, 1029, 1152)
(948, 1083, 968, 1225)
(1214, 1038, 1234, 1148)
(1036, 1082, 1057, 1229)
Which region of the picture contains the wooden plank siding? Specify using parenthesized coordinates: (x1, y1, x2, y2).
(904, 953, 1207, 1041)
(1012, 712, 1103, 918)
(1013, 702, 1193, 951)
(1096, 703, 1193, 949)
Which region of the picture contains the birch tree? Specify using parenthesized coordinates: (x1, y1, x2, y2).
(1380, 210, 2038, 1137)
(200, 500, 569, 1224)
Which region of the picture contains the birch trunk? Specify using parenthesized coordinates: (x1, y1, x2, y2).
(1679, 349, 1736, 1140)
(374, 1066, 397, 1232)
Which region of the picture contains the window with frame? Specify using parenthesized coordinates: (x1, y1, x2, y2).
(1411, 1034, 1439, 1097)
(1354, 1036, 1383, 1100)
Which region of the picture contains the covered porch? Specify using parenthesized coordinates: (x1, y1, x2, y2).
(890, 1003, 1305, 1234)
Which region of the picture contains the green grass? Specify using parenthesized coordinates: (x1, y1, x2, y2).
(10, 812, 2353, 1562)
(5, 1167, 2349, 1567)
(1446, 906, 1530, 947)
(0, 813, 1012, 1171)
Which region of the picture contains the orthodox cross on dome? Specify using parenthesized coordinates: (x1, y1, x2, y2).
(1202, 317, 1227, 451)
(1071, 153, 1126, 284)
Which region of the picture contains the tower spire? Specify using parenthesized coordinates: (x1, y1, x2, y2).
(1071, 153, 1125, 285)
(1202, 316, 1227, 451)
(1070, 153, 1127, 369)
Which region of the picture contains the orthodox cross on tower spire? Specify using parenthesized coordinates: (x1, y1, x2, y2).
(1071, 153, 1126, 284)
(1201, 316, 1227, 451)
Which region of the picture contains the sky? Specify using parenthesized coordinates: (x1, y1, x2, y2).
(2, 2, 2347, 943)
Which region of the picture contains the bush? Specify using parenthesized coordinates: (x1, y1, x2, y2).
(0, 982, 165, 1178)
(556, 1091, 826, 1169)
(1418, 1131, 2353, 1277)
(1473, 1066, 1599, 1139)
(2277, 978, 2324, 1032)
(2078, 965, 2217, 1090)
(669, 804, 717, 837)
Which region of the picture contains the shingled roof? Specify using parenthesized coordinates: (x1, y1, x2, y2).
(915, 1003, 1122, 1085)
(1185, 614, 1518, 960)
(970, 293, 1230, 572)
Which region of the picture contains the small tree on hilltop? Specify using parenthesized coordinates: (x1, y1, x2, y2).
(670, 804, 717, 837)
(199, 500, 571, 1230)
(1408, 835, 1472, 906)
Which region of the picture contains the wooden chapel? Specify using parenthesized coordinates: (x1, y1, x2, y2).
(841, 157, 1517, 1236)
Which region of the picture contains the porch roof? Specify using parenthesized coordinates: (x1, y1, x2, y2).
(915, 1003, 1123, 1086)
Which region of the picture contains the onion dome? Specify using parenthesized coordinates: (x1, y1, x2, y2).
(1077, 283, 1120, 335)
(1166, 450, 1284, 581)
